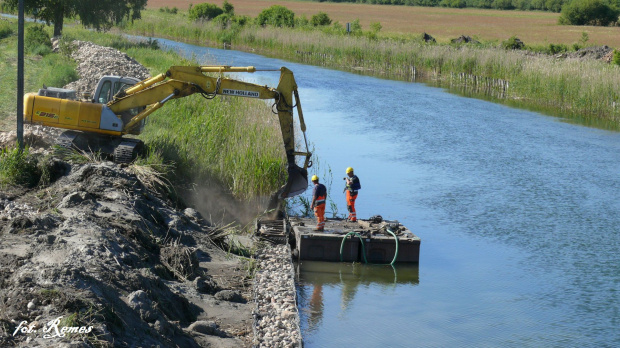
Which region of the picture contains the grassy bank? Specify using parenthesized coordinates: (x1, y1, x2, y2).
(0, 21, 286, 199)
(0, 19, 78, 129)
(119, 8, 620, 130)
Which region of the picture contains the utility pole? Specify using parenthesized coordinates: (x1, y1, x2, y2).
(16, 0, 24, 151)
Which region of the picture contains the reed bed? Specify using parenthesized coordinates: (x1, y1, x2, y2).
(241, 27, 620, 126)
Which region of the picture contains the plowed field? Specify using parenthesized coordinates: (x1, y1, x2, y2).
(146, 0, 620, 46)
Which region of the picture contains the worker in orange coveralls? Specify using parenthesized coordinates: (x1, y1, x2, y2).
(344, 167, 361, 222)
(310, 175, 327, 231)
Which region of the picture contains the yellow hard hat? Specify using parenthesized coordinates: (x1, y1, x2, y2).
(311, 175, 319, 181)
(346, 167, 354, 174)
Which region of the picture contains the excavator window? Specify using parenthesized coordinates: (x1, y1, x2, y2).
(98, 80, 112, 104)
(113, 82, 133, 96)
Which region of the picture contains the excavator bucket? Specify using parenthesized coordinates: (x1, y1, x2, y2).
(266, 163, 308, 217)
(283, 163, 309, 198)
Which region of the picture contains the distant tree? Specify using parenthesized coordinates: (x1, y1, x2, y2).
(256, 5, 295, 28)
(3, 0, 147, 37)
(492, 0, 515, 9)
(311, 12, 332, 26)
(223, 0, 234, 15)
(558, 0, 619, 26)
(544, 0, 564, 12)
(189, 3, 224, 21)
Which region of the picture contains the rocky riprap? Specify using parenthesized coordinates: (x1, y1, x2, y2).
(253, 244, 302, 347)
(63, 40, 151, 97)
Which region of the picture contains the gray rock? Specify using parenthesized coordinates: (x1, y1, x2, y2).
(127, 290, 158, 322)
(187, 320, 226, 337)
(194, 276, 219, 294)
(183, 208, 202, 221)
(215, 290, 245, 303)
(58, 191, 92, 208)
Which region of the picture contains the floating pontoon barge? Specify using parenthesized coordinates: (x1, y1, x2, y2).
(255, 216, 420, 264)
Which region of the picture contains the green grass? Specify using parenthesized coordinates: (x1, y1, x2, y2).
(118, 8, 620, 130)
(0, 146, 41, 188)
(0, 20, 78, 126)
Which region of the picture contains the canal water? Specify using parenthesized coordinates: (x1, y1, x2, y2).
(142, 37, 620, 347)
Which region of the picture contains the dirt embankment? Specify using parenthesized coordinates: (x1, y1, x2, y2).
(0, 42, 260, 347)
(0, 160, 256, 347)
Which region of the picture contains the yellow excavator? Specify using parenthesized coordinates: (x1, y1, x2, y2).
(23, 66, 312, 198)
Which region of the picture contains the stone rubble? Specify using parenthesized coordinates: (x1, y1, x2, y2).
(63, 40, 151, 97)
(253, 244, 302, 347)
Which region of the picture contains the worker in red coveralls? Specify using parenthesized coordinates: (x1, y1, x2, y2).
(310, 175, 327, 231)
(344, 167, 361, 222)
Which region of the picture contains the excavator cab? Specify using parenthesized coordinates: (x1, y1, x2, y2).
(94, 76, 145, 135)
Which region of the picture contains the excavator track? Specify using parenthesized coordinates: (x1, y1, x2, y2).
(55, 130, 143, 164)
(55, 130, 81, 150)
(113, 139, 144, 164)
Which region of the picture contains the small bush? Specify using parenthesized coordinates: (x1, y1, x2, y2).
(370, 22, 382, 33)
(188, 3, 224, 21)
(0, 147, 41, 188)
(558, 0, 620, 26)
(613, 50, 620, 66)
(159, 6, 178, 14)
(232, 15, 251, 26)
(58, 35, 78, 57)
(256, 5, 295, 28)
(25, 25, 51, 54)
(295, 15, 310, 27)
(311, 12, 332, 26)
(502, 36, 525, 50)
(548, 43, 569, 54)
(0, 20, 13, 39)
(349, 19, 362, 34)
(223, 0, 234, 15)
(217, 29, 236, 44)
(214, 14, 232, 29)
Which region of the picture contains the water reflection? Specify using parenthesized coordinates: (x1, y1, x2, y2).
(296, 261, 419, 332)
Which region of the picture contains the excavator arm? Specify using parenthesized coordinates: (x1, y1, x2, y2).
(109, 65, 312, 198)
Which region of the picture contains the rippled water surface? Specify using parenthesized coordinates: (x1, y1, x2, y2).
(145, 37, 620, 347)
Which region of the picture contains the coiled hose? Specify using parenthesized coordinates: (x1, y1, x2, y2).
(339, 228, 399, 266)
